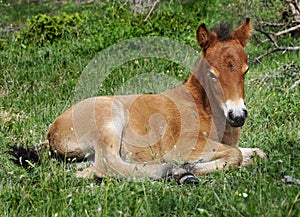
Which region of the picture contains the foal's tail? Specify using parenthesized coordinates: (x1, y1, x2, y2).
(7, 140, 49, 169)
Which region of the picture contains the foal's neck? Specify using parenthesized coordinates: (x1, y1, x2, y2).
(183, 67, 240, 146)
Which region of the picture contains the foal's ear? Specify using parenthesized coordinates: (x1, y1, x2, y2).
(196, 23, 216, 52)
(231, 18, 252, 47)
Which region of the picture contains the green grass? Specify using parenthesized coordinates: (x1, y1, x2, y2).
(0, 0, 299, 216)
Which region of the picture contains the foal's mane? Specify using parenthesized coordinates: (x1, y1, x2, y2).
(212, 22, 233, 41)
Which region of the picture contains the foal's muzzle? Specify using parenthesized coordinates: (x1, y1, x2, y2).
(227, 108, 248, 127)
(223, 99, 248, 128)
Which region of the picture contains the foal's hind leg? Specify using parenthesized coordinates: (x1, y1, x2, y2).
(75, 127, 177, 180)
(47, 101, 98, 161)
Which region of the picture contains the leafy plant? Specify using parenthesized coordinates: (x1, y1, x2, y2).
(16, 13, 85, 46)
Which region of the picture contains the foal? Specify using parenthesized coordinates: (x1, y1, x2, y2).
(11, 19, 265, 182)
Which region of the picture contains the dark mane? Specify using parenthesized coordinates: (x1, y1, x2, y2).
(213, 22, 233, 41)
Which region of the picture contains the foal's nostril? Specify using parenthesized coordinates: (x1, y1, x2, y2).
(228, 109, 234, 120)
(243, 108, 248, 118)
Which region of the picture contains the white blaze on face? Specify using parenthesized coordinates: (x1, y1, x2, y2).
(222, 98, 247, 121)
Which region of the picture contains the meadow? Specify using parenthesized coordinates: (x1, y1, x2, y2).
(0, 0, 299, 216)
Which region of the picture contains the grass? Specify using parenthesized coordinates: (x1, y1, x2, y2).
(0, 0, 299, 216)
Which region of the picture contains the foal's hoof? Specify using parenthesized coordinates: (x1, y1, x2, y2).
(177, 172, 199, 185)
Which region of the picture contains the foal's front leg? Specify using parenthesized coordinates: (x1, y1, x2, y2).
(185, 140, 266, 175)
(238, 147, 266, 166)
(185, 140, 243, 176)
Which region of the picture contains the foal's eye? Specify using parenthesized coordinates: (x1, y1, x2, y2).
(207, 70, 217, 81)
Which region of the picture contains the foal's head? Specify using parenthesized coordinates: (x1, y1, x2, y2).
(197, 19, 252, 127)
